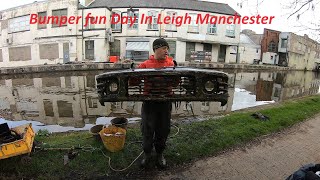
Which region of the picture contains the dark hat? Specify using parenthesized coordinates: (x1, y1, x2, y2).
(153, 38, 169, 51)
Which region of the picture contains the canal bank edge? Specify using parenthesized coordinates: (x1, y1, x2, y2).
(0, 62, 292, 75)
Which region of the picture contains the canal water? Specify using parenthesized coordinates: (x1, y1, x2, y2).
(0, 70, 319, 133)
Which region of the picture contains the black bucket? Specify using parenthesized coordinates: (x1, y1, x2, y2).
(89, 124, 104, 140)
(111, 117, 128, 130)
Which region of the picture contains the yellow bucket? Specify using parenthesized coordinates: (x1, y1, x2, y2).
(99, 125, 126, 152)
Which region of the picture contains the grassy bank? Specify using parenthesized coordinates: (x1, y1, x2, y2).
(0, 95, 320, 179)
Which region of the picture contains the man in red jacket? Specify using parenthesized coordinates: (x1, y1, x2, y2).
(139, 38, 174, 169)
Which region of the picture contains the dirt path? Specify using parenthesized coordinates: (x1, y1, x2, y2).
(155, 113, 320, 180)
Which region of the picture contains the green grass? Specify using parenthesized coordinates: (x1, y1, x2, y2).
(0, 95, 320, 179)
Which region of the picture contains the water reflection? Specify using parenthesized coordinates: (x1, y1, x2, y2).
(232, 88, 275, 111)
(0, 70, 319, 132)
(237, 71, 319, 100)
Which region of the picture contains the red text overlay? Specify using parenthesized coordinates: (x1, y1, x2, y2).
(30, 13, 275, 27)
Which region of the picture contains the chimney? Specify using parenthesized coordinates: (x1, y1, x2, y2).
(241, 29, 256, 36)
(79, 0, 95, 7)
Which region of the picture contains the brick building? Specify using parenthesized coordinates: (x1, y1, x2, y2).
(260, 28, 281, 65)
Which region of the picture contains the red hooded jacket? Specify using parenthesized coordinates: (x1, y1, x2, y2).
(129, 55, 177, 95)
(138, 55, 174, 68)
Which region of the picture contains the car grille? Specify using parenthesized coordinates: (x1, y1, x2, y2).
(96, 67, 229, 105)
(128, 75, 196, 97)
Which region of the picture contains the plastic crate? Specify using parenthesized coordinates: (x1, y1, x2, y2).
(0, 123, 35, 160)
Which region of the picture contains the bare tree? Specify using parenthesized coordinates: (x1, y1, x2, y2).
(236, 0, 320, 39)
(284, 0, 320, 39)
(236, 0, 265, 14)
(284, 0, 319, 19)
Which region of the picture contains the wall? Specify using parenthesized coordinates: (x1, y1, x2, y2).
(238, 45, 260, 64)
(0, 0, 79, 67)
(175, 41, 186, 62)
(0, 49, 2, 62)
(262, 52, 278, 65)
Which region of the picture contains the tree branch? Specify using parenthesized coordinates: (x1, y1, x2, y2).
(288, 0, 314, 19)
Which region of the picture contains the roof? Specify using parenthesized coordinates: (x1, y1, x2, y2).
(78, 3, 86, 9)
(0, 0, 47, 13)
(85, 0, 238, 16)
(240, 34, 260, 48)
(247, 34, 263, 45)
(240, 34, 256, 45)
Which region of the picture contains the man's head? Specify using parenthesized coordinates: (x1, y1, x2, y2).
(153, 38, 169, 60)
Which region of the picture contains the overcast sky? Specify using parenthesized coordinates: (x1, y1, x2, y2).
(0, 0, 318, 40)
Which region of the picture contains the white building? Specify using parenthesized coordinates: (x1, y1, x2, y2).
(0, 0, 240, 67)
(238, 33, 260, 64)
(0, 0, 83, 67)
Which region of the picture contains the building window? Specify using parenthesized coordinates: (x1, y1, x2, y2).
(37, 12, 47, 29)
(165, 11, 177, 31)
(52, 9, 67, 28)
(167, 41, 176, 59)
(126, 41, 149, 61)
(9, 15, 30, 33)
(85, 17, 95, 30)
(268, 41, 276, 52)
(111, 11, 121, 32)
(85, 40, 94, 60)
(204, 43, 212, 53)
(147, 10, 158, 30)
(226, 24, 235, 37)
(127, 10, 139, 29)
(57, 101, 73, 118)
(207, 23, 217, 34)
(111, 102, 122, 110)
(88, 97, 98, 108)
(204, 43, 212, 61)
(185, 42, 195, 61)
(43, 100, 54, 117)
(281, 39, 288, 48)
(188, 13, 198, 33)
(201, 101, 210, 112)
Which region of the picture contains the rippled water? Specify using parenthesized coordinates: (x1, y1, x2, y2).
(0, 70, 319, 132)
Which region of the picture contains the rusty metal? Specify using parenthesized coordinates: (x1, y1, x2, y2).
(96, 67, 229, 106)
